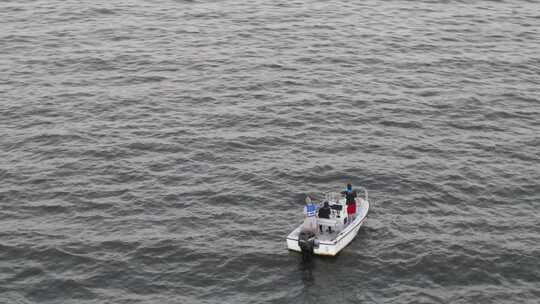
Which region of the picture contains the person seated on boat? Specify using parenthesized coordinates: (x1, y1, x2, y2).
(302, 196, 318, 235)
(341, 183, 357, 224)
(318, 201, 333, 233)
(318, 201, 331, 219)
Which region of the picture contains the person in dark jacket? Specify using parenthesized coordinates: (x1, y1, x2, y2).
(318, 201, 332, 233)
(341, 183, 357, 224)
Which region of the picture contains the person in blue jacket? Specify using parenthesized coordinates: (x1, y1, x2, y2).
(303, 196, 318, 234)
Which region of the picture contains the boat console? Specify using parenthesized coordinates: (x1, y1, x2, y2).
(317, 195, 348, 233)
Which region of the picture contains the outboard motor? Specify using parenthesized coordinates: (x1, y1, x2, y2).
(298, 230, 319, 261)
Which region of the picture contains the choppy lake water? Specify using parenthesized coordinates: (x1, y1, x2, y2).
(1, 0, 540, 303)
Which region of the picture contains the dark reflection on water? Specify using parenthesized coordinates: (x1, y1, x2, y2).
(299, 259, 315, 285)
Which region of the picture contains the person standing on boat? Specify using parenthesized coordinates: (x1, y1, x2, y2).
(303, 196, 318, 235)
(342, 183, 357, 224)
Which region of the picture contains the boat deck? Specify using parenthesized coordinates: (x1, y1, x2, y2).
(316, 228, 341, 242)
(287, 219, 348, 243)
(287, 200, 368, 243)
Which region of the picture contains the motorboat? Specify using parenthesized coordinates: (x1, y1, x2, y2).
(286, 188, 369, 257)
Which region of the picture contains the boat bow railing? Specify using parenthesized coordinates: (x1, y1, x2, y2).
(356, 187, 368, 202)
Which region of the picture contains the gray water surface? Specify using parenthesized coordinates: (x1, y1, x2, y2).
(1, 0, 540, 303)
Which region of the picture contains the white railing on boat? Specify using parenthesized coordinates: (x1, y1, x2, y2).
(324, 192, 340, 203)
(356, 187, 368, 202)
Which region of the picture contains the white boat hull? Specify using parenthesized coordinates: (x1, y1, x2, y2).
(286, 196, 369, 256)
